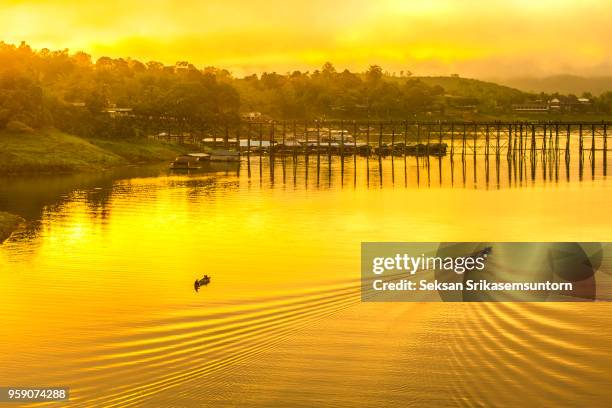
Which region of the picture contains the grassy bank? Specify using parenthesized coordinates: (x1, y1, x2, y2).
(0, 211, 23, 243)
(88, 138, 189, 164)
(0, 128, 188, 174)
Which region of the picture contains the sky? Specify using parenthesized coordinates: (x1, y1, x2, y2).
(1, 0, 611, 78)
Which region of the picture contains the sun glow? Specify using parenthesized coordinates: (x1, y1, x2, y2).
(1, 0, 611, 77)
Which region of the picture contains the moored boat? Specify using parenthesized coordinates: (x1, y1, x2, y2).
(169, 153, 211, 169)
(208, 149, 240, 162)
(188, 153, 211, 162)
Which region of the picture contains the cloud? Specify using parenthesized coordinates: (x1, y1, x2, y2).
(1, 0, 611, 77)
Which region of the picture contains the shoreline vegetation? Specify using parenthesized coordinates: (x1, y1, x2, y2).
(2, 42, 612, 134)
(0, 211, 23, 243)
(0, 41, 611, 176)
(0, 128, 188, 175)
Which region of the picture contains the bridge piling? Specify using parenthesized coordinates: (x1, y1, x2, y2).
(354, 121, 358, 158)
(495, 123, 500, 156)
(391, 122, 396, 156)
(340, 120, 345, 158)
(247, 122, 251, 156)
(486, 124, 490, 157)
(427, 124, 432, 157)
(327, 124, 332, 157)
(316, 121, 321, 156)
(579, 124, 583, 159)
(270, 122, 275, 157)
(544, 125, 548, 153)
(592, 124, 596, 160)
(472, 123, 477, 159)
(403, 121, 408, 156)
(531, 125, 536, 157)
(604, 123, 608, 175)
(592, 124, 596, 177)
(378, 122, 383, 156)
(507, 124, 513, 158)
(450, 123, 455, 156)
(292, 121, 297, 157)
(258, 122, 263, 157)
(566, 124, 571, 159)
(304, 120, 309, 157)
(365, 122, 370, 156)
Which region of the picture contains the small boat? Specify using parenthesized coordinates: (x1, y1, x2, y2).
(187, 153, 211, 162)
(194, 275, 211, 292)
(169, 153, 210, 170)
(208, 149, 240, 162)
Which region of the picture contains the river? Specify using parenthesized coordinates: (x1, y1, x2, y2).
(1, 151, 611, 406)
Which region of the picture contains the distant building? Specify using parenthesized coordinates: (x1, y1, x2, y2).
(102, 107, 133, 118)
(331, 104, 369, 113)
(242, 111, 262, 121)
(445, 95, 478, 112)
(548, 98, 562, 113)
(564, 98, 592, 112)
(512, 103, 549, 112)
(513, 97, 593, 114)
(549, 98, 561, 111)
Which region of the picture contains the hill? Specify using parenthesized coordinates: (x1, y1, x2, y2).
(415, 76, 529, 104)
(495, 75, 612, 96)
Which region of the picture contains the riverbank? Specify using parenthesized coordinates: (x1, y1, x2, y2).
(0, 212, 23, 243)
(0, 128, 189, 175)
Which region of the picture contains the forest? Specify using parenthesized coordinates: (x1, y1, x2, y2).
(2, 41, 612, 140)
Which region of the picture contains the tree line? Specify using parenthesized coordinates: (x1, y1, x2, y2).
(1, 41, 612, 139)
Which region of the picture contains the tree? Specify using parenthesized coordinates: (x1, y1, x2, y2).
(322, 62, 336, 76)
(366, 65, 383, 83)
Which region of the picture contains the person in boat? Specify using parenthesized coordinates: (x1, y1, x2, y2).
(194, 275, 211, 291)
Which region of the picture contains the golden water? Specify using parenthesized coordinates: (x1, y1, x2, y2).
(1, 153, 611, 407)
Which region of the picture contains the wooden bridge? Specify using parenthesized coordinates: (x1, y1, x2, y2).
(148, 120, 609, 161)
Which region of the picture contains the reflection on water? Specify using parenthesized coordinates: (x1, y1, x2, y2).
(0, 149, 611, 407)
